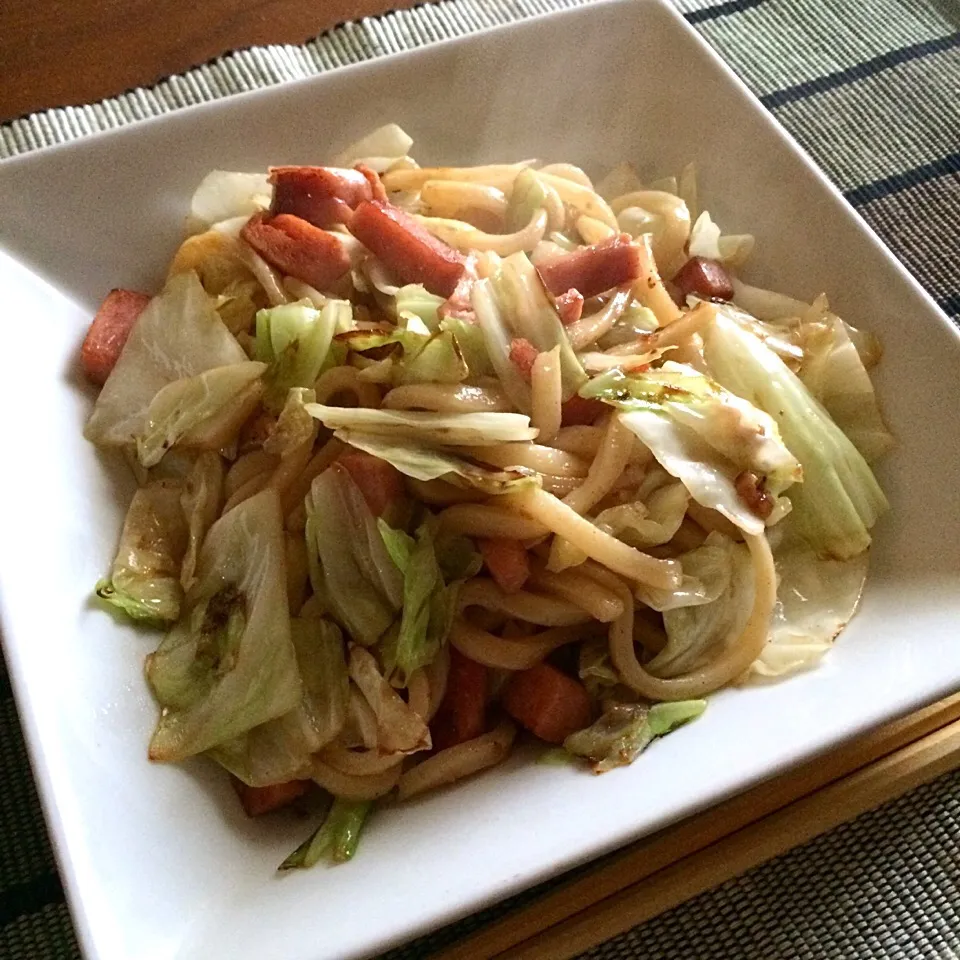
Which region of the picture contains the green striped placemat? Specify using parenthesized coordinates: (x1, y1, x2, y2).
(1, 1, 958, 958)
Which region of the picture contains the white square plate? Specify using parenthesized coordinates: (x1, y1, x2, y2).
(1, 2, 959, 958)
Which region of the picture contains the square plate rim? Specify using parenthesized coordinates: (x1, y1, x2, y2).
(0, 2, 958, 958)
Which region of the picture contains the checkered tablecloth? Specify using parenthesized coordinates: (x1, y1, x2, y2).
(2, 1, 958, 957)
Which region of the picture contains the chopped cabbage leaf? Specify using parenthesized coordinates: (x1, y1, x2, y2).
(189, 171, 271, 230)
(554, 482, 690, 573)
(644, 534, 754, 678)
(86, 271, 250, 447)
(635, 531, 738, 613)
(136, 361, 266, 467)
(146, 489, 300, 761)
(348, 645, 431, 752)
(584, 362, 801, 535)
(394, 284, 445, 330)
(190, 171, 270, 229)
(797, 311, 893, 462)
(209, 617, 350, 786)
(440, 316, 496, 377)
(96, 480, 188, 623)
(688, 210, 754, 268)
(336, 430, 537, 495)
(745, 541, 869, 680)
(305, 465, 403, 646)
(287, 618, 351, 751)
(702, 299, 805, 365)
(255, 300, 346, 408)
(400, 331, 468, 385)
(594, 482, 690, 549)
(180, 452, 224, 590)
(598, 301, 659, 350)
(280, 798, 372, 870)
(471, 279, 533, 412)
(578, 637, 622, 702)
(564, 700, 706, 773)
(377, 518, 463, 686)
(263, 388, 318, 457)
(305, 404, 538, 446)
(730, 278, 810, 322)
(702, 314, 888, 558)
(434, 533, 483, 583)
(344, 321, 468, 386)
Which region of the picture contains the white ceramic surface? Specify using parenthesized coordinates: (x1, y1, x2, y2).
(1, 2, 959, 958)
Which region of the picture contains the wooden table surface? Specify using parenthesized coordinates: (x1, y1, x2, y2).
(0, 0, 407, 123)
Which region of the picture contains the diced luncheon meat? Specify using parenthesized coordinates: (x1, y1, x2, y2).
(337, 451, 405, 518)
(672, 256, 734, 302)
(439, 259, 478, 322)
(502, 663, 593, 745)
(232, 778, 311, 817)
(350, 200, 466, 298)
(538, 235, 641, 300)
(555, 288, 585, 326)
(735, 469, 775, 520)
(560, 395, 606, 426)
(241, 212, 351, 291)
(478, 538, 531, 594)
(431, 648, 489, 751)
(80, 288, 152, 385)
(509, 337, 539, 381)
(270, 165, 376, 229)
(355, 163, 388, 203)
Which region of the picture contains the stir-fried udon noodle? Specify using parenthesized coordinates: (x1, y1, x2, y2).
(81, 124, 892, 867)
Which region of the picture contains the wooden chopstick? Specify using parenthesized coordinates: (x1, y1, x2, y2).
(500, 715, 960, 960)
(438, 694, 960, 960)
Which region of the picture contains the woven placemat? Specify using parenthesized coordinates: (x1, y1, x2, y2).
(1, 1, 958, 958)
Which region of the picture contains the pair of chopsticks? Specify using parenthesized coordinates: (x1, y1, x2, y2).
(438, 693, 960, 960)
